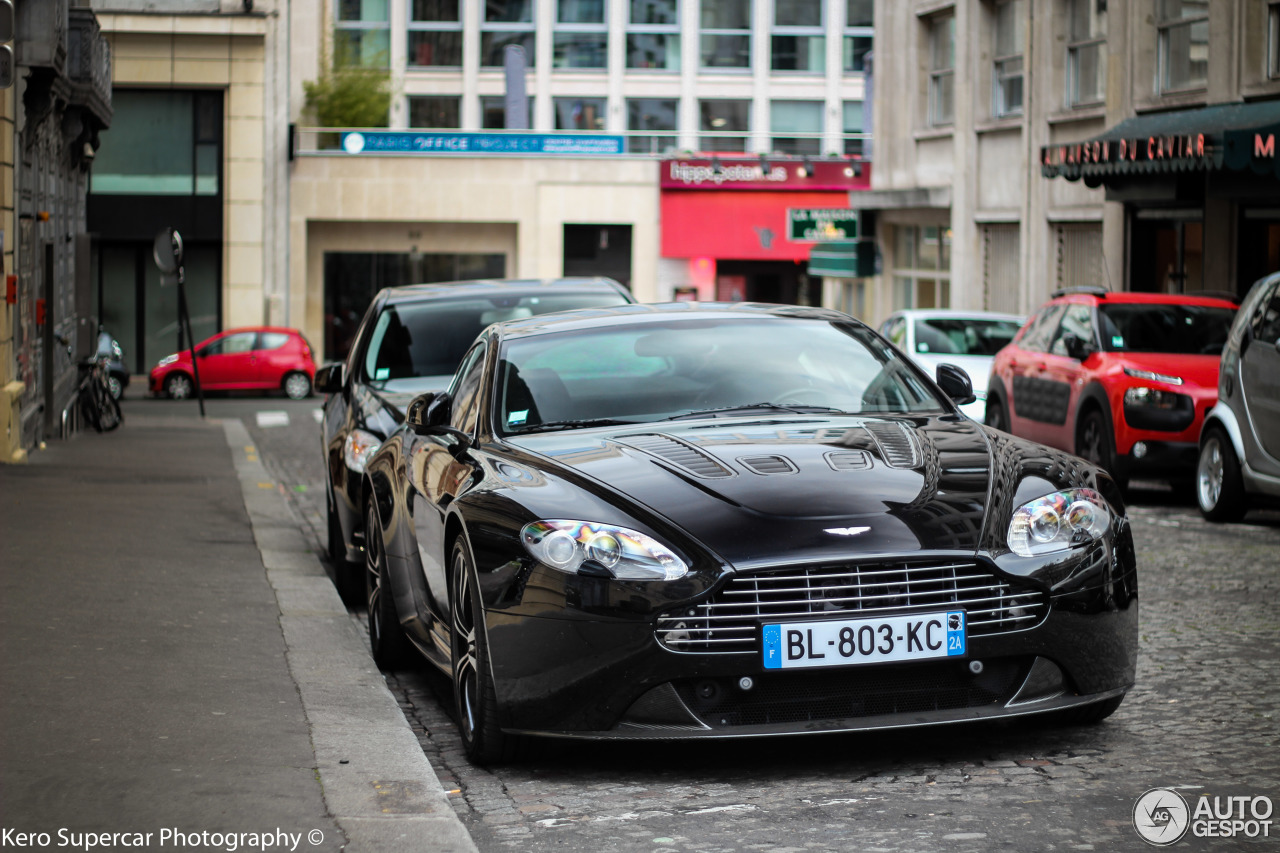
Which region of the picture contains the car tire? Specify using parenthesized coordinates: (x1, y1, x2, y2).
(984, 390, 1010, 433)
(1052, 695, 1124, 727)
(283, 371, 312, 400)
(364, 500, 414, 670)
(327, 489, 363, 605)
(1076, 408, 1126, 488)
(164, 372, 193, 400)
(450, 536, 520, 765)
(1196, 427, 1248, 523)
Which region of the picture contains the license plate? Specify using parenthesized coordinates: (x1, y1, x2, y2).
(762, 610, 966, 670)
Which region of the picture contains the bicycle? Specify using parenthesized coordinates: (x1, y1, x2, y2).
(78, 355, 123, 433)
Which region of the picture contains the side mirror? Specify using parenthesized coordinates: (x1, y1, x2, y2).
(1062, 332, 1092, 361)
(936, 363, 976, 406)
(406, 392, 469, 448)
(314, 362, 346, 394)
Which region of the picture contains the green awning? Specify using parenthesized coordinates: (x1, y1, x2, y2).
(1040, 99, 1280, 185)
(809, 240, 874, 278)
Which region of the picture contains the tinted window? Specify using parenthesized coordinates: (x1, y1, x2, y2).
(1018, 305, 1067, 353)
(912, 317, 1021, 356)
(1048, 305, 1094, 357)
(261, 332, 291, 350)
(496, 317, 947, 433)
(360, 292, 627, 389)
(201, 332, 256, 357)
(1254, 287, 1280, 343)
(1098, 303, 1237, 354)
(448, 343, 487, 434)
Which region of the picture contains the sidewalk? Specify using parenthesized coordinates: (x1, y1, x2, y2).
(0, 417, 477, 853)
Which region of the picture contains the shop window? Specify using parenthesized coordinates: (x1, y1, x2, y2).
(892, 224, 952, 311)
(771, 100, 822, 155)
(563, 225, 633, 289)
(835, 280, 867, 320)
(555, 97, 606, 130)
(408, 0, 462, 67)
(700, 99, 750, 152)
(843, 0, 872, 72)
(983, 224, 1020, 314)
(409, 96, 461, 128)
(1157, 0, 1208, 94)
(336, 0, 390, 68)
(482, 96, 535, 128)
(1067, 0, 1106, 107)
(993, 0, 1024, 118)
(627, 98, 678, 153)
(773, 0, 824, 73)
(928, 13, 955, 127)
(91, 91, 222, 197)
(628, 0, 680, 71)
(701, 0, 751, 69)
(482, 0, 537, 67)
(843, 100, 864, 156)
(555, 0, 607, 68)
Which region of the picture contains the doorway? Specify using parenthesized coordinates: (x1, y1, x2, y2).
(1130, 212, 1203, 294)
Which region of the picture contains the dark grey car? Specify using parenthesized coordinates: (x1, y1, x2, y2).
(1196, 271, 1280, 520)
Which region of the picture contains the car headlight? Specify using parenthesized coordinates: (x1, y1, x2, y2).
(1123, 386, 1185, 409)
(1007, 488, 1111, 557)
(343, 429, 382, 474)
(157, 354, 179, 366)
(521, 520, 688, 580)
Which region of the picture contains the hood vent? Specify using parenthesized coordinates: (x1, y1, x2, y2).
(825, 450, 871, 471)
(738, 455, 797, 475)
(618, 433, 735, 479)
(864, 422, 922, 469)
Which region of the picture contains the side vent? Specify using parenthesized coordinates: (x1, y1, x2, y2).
(618, 433, 735, 479)
(864, 422, 922, 469)
(738, 455, 797, 475)
(825, 450, 871, 471)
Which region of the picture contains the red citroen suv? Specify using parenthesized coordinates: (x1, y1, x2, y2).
(985, 288, 1238, 489)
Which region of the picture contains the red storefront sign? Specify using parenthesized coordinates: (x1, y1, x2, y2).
(661, 191, 856, 261)
(660, 157, 870, 191)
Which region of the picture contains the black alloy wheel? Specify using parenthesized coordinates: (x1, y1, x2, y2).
(984, 392, 1010, 433)
(1076, 408, 1124, 488)
(364, 500, 413, 669)
(1196, 427, 1248, 522)
(450, 537, 515, 764)
(165, 372, 193, 400)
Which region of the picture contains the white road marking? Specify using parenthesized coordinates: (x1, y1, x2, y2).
(256, 411, 290, 428)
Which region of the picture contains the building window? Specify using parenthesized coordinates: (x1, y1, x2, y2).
(628, 0, 680, 70)
(1067, 0, 1106, 107)
(482, 0, 536, 68)
(408, 95, 461, 127)
(843, 0, 872, 72)
(336, 0, 390, 68)
(1055, 223, 1103, 291)
(701, 0, 751, 69)
(482, 95, 534, 127)
(700, 98, 750, 151)
(627, 97, 677, 152)
(408, 0, 462, 67)
(555, 0, 607, 68)
(1269, 1, 1280, 78)
(983, 224, 1021, 314)
(836, 280, 867, 320)
(892, 225, 951, 310)
(929, 13, 955, 127)
(90, 91, 222, 196)
(993, 0, 1024, 118)
(1157, 0, 1208, 94)
(773, 0, 824, 73)
(843, 100, 863, 156)
(554, 97, 606, 129)
(771, 100, 822, 155)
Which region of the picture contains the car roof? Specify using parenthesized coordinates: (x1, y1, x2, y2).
(490, 301, 859, 340)
(380, 277, 630, 304)
(1053, 291, 1238, 308)
(887, 309, 1026, 323)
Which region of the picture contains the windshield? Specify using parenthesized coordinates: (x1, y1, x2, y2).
(912, 317, 1022, 356)
(495, 317, 947, 434)
(360, 292, 627, 390)
(1097, 303, 1237, 355)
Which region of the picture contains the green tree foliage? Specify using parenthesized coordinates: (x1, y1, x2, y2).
(302, 44, 391, 128)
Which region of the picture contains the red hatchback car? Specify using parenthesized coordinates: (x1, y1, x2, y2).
(150, 326, 316, 400)
(985, 288, 1238, 489)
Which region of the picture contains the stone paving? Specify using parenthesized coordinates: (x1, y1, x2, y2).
(247, 411, 1280, 852)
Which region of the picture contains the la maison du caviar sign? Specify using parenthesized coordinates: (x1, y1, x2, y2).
(1041, 133, 1211, 175)
(787, 208, 860, 242)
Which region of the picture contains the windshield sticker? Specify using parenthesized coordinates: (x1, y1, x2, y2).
(1111, 336, 1125, 348)
(375, 367, 390, 380)
(508, 409, 529, 426)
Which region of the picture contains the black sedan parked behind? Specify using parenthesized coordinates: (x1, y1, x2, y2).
(361, 303, 1139, 763)
(317, 277, 634, 599)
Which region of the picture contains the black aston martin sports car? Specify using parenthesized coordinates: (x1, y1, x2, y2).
(361, 303, 1138, 763)
(317, 277, 633, 599)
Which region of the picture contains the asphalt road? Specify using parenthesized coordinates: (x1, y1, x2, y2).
(122, 391, 1280, 852)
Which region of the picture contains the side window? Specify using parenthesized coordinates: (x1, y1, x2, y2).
(1253, 283, 1280, 343)
(448, 343, 487, 434)
(885, 318, 906, 347)
(1019, 304, 1066, 353)
(222, 332, 258, 354)
(1049, 304, 1093, 356)
(260, 332, 291, 350)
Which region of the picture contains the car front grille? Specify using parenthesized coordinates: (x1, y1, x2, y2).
(655, 560, 1048, 654)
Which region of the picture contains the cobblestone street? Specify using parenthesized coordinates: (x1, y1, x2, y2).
(246, 403, 1280, 852)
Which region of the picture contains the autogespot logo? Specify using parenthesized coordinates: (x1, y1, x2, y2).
(1134, 788, 1191, 846)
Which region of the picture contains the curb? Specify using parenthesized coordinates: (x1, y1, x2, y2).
(222, 419, 478, 853)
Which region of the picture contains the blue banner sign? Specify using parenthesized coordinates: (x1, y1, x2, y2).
(340, 131, 625, 156)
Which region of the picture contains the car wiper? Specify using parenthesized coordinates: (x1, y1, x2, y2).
(664, 402, 845, 420)
(509, 418, 637, 433)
